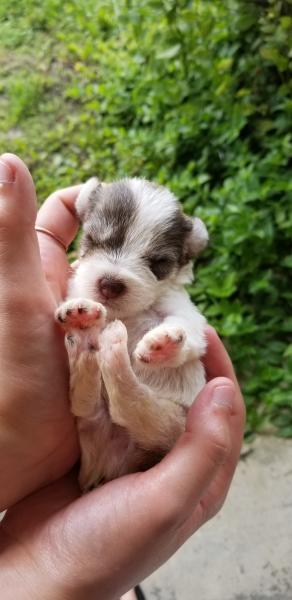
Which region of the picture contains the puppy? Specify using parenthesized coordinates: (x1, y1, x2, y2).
(56, 177, 208, 491)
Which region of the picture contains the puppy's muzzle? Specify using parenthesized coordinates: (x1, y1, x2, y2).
(98, 276, 126, 300)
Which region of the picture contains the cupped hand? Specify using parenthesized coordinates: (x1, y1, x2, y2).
(0, 328, 245, 600)
(0, 153, 82, 509)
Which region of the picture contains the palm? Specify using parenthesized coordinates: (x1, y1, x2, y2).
(1, 471, 186, 598)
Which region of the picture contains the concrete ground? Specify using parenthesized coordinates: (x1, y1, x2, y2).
(142, 436, 292, 600)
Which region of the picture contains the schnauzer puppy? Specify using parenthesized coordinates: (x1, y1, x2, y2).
(56, 177, 208, 491)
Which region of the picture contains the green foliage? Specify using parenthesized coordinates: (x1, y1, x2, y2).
(0, 0, 291, 435)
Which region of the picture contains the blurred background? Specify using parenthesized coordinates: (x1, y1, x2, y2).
(0, 1, 291, 439)
(0, 0, 292, 600)
(1, 2, 292, 598)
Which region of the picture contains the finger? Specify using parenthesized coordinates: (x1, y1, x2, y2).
(199, 370, 245, 519)
(177, 375, 245, 543)
(0, 153, 37, 220)
(0, 153, 46, 292)
(36, 185, 81, 248)
(145, 377, 237, 529)
(0, 153, 37, 242)
(36, 185, 81, 303)
(204, 325, 238, 383)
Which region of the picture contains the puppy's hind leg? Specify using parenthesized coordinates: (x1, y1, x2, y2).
(56, 299, 107, 491)
(56, 298, 107, 416)
(65, 332, 101, 417)
(66, 333, 106, 492)
(98, 321, 185, 452)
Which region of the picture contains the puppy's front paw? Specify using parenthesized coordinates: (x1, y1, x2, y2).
(56, 298, 107, 331)
(134, 326, 186, 367)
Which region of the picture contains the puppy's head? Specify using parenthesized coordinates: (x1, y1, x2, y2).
(69, 177, 208, 318)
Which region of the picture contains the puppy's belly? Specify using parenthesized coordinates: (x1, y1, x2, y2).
(80, 361, 204, 484)
(78, 403, 164, 484)
(133, 359, 206, 408)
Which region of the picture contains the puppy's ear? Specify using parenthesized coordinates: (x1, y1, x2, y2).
(185, 217, 209, 257)
(75, 177, 102, 222)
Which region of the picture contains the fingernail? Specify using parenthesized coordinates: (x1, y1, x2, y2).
(212, 385, 235, 410)
(0, 157, 15, 184)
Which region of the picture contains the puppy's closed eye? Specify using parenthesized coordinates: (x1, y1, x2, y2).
(149, 256, 174, 280)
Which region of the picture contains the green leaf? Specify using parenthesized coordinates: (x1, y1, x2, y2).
(157, 44, 181, 60)
(281, 318, 292, 333)
(260, 46, 288, 70)
(281, 256, 292, 268)
(284, 345, 292, 358)
(207, 273, 237, 299)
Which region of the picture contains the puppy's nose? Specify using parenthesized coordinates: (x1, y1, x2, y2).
(98, 277, 126, 300)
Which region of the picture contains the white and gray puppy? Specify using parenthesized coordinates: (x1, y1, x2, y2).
(56, 177, 208, 491)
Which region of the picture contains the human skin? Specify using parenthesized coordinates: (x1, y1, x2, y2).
(0, 154, 245, 599)
(0, 153, 80, 509)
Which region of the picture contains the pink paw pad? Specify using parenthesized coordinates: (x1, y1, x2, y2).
(56, 299, 106, 331)
(135, 329, 185, 365)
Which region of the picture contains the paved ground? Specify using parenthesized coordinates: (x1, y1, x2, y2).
(142, 436, 292, 600)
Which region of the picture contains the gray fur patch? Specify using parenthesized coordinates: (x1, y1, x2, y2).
(145, 208, 193, 279)
(80, 181, 136, 254)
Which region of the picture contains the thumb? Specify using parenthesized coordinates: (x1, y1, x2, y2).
(135, 376, 237, 535)
(0, 153, 46, 295)
(0, 153, 37, 230)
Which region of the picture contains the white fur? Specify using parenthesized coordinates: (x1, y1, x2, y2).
(56, 178, 208, 490)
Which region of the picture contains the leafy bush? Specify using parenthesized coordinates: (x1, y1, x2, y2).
(0, 0, 291, 435)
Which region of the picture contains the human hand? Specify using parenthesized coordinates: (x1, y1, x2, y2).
(0, 153, 82, 509)
(0, 327, 245, 600)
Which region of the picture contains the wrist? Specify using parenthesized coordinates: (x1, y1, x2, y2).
(0, 545, 67, 600)
(0, 552, 121, 600)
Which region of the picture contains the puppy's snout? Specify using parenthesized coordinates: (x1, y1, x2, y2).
(98, 276, 126, 300)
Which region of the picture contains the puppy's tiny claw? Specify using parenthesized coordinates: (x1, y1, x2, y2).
(137, 353, 150, 363)
(66, 333, 75, 346)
